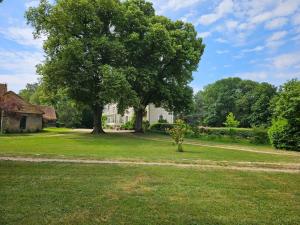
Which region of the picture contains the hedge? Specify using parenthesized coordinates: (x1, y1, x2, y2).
(149, 123, 269, 144)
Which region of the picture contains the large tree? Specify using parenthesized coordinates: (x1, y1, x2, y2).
(26, 0, 136, 134)
(121, 0, 205, 132)
(195, 77, 276, 127)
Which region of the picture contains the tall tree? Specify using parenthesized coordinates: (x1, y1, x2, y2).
(26, 0, 136, 134)
(195, 77, 276, 127)
(121, 0, 205, 132)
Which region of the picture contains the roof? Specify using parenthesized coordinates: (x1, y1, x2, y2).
(0, 91, 44, 115)
(38, 106, 57, 121)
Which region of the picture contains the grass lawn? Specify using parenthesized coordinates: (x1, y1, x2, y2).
(1, 128, 300, 225)
(1, 161, 300, 225)
(0, 128, 300, 164)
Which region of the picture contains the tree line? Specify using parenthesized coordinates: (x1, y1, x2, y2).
(189, 77, 299, 151)
(26, 0, 204, 134)
(192, 77, 277, 128)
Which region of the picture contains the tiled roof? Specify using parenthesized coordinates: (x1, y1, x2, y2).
(38, 105, 57, 121)
(0, 91, 44, 114)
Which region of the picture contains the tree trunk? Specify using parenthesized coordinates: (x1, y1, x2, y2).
(134, 108, 144, 133)
(91, 104, 105, 134)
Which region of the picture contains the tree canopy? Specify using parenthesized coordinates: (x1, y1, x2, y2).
(194, 77, 277, 127)
(120, 0, 205, 132)
(26, 0, 205, 133)
(26, 0, 136, 133)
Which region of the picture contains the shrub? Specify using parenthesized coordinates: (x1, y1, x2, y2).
(121, 120, 134, 130)
(150, 123, 174, 133)
(268, 119, 299, 151)
(251, 126, 269, 144)
(142, 120, 150, 132)
(167, 119, 187, 152)
(158, 118, 168, 123)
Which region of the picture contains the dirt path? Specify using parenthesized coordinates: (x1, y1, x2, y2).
(1, 156, 299, 174)
(135, 136, 300, 157)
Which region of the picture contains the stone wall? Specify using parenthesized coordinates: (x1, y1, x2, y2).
(1, 112, 43, 133)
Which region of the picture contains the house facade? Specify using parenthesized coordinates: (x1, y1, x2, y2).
(103, 103, 174, 128)
(0, 83, 57, 133)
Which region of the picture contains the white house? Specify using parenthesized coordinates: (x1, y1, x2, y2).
(103, 103, 174, 127)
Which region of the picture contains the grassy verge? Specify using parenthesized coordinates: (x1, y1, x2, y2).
(0, 129, 299, 164)
(1, 161, 299, 225)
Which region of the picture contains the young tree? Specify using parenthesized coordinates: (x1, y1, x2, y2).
(26, 0, 136, 134)
(121, 0, 205, 132)
(167, 119, 187, 152)
(224, 112, 240, 128)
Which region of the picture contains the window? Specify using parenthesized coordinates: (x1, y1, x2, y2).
(20, 116, 27, 130)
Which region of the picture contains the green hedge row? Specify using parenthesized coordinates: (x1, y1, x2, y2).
(149, 123, 269, 144)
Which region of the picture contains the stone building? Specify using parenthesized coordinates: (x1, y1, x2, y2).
(0, 84, 44, 133)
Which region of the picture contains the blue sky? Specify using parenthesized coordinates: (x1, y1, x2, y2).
(0, 0, 300, 93)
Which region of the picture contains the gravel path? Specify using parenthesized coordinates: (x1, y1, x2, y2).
(1, 156, 299, 174)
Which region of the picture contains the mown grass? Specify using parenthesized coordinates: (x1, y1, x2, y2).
(1, 161, 300, 225)
(0, 128, 299, 164)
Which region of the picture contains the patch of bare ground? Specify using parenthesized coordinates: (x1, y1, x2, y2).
(1, 156, 299, 174)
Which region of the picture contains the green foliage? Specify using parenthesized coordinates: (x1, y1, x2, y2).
(150, 123, 174, 133)
(158, 118, 168, 123)
(268, 79, 300, 151)
(121, 120, 134, 130)
(121, 0, 205, 131)
(224, 112, 240, 128)
(167, 119, 187, 152)
(184, 127, 269, 144)
(268, 119, 291, 150)
(101, 115, 107, 129)
(251, 126, 270, 144)
(194, 78, 276, 127)
(142, 120, 150, 132)
(26, 0, 137, 133)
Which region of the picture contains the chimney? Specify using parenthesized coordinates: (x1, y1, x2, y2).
(0, 83, 7, 96)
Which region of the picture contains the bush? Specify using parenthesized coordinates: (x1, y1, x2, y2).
(195, 127, 269, 144)
(121, 120, 134, 130)
(268, 119, 299, 151)
(251, 126, 269, 144)
(150, 123, 174, 133)
(142, 120, 150, 132)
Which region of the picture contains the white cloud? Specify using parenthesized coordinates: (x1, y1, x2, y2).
(151, 0, 203, 13)
(250, 0, 300, 25)
(198, 0, 233, 25)
(242, 46, 265, 53)
(265, 17, 288, 30)
(0, 26, 43, 48)
(237, 72, 269, 80)
(198, 31, 211, 38)
(0, 49, 43, 92)
(215, 38, 228, 43)
(272, 52, 300, 69)
(293, 13, 300, 25)
(267, 31, 287, 42)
